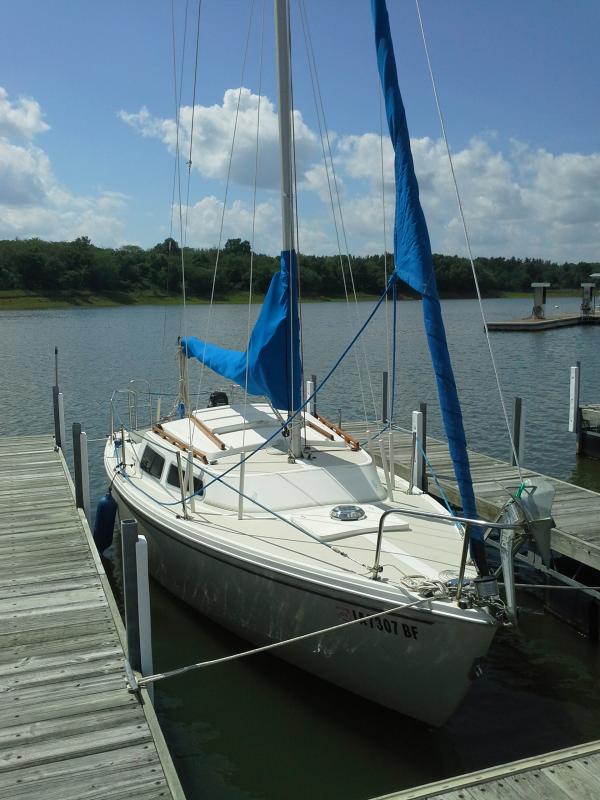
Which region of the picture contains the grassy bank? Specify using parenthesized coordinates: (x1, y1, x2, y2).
(0, 288, 583, 311)
(0, 289, 389, 310)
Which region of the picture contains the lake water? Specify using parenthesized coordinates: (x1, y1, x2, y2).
(1, 296, 599, 799)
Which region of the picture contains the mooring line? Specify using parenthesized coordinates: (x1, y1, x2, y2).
(136, 595, 432, 688)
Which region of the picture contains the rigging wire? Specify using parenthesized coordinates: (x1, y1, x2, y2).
(200, 277, 395, 495)
(136, 596, 431, 688)
(192, 1, 257, 410)
(183, 0, 204, 243)
(297, 0, 377, 431)
(113, 445, 369, 573)
(414, 0, 523, 479)
(287, 0, 309, 449)
(168, 0, 189, 252)
(158, 0, 190, 383)
(379, 89, 393, 422)
(242, 0, 267, 456)
(174, 0, 203, 451)
(285, 0, 300, 448)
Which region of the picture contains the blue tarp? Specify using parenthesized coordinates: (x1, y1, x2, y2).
(371, 0, 481, 541)
(180, 249, 302, 412)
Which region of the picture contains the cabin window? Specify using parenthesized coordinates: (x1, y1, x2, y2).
(140, 446, 165, 479)
(166, 463, 204, 496)
(166, 464, 180, 488)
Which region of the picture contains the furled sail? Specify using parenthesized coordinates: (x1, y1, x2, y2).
(180, 249, 302, 412)
(371, 0, 483, 548)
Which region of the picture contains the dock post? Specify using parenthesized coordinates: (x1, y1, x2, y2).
(511, 397, 525, 466)
(411, 410, 424, 491)
(311, 374, 317, 414)
(72, 423, 91, 523)
(80, 430, 91, 524)
(306, 379, 315, 415)
(58, 392, 66, 453)
(52, 386, 66, 450)
(121, 519, 141, 672)
(135, 534, 154, 703)
(569, 364, 581, 453)
(52, 385, 61, 449)
(382, 371, 389, 424)
(419, 402, 428, 493)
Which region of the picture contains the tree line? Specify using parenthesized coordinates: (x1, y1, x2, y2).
(0, 235, 597, 300)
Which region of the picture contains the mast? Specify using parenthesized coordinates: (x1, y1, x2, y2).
(274, 0, 302, 458)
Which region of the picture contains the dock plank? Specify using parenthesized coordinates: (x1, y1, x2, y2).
(0, 436, 185, 800)
(373, 740, 600, 800)
(348, 424, 600, 572)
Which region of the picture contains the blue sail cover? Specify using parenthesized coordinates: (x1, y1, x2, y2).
(180, 249, 301, 412)
(371, 0, 481, 540)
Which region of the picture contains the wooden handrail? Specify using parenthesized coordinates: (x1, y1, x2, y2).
(306, 420, 334, 441)
(190, 414, 226, 450)
(315, 413, 360, 451)
(152, 425, 209, 464)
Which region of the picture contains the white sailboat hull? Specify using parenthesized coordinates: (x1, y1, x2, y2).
(113, 488, 496, 727)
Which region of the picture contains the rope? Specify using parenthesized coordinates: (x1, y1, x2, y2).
(414, 0, 523, 480)
(509, 584, 600, 592)
(136, 595, 430, 687)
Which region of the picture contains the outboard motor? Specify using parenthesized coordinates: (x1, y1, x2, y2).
(93, 490, 118, 554)
(208, 391, 229, 408)
(496, 479, 555, 624)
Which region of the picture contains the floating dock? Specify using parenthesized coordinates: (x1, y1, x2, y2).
(0, 435, 185, 800)
(487, 281, 600, 330)
(579, 404, 600, 459)
(373, 739, 600, 800)
(348, 424, 600, 571)
(348, 423, 600, 635)
(486, 314, 598, 331)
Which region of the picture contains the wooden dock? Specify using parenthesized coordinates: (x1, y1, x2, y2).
(373, 739, 600, 799)
(487, 313, 600, 331)
(0, 435, 185, 800)
(347, 424, 600, 574)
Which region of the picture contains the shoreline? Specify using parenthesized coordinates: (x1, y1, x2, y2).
(0, 288, 582, 311)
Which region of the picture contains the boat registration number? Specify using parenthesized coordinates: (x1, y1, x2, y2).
(338, 607, 418, 639)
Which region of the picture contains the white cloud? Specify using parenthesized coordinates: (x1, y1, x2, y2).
(0, 86, 127, 245)
(182, 195, 281, 253)
(120, 88, 600, 261)
(0, 87, 49, 140)
(119, 88, 320, 190)
(335, 132, 600, 261)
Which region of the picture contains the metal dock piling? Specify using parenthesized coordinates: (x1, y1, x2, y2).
(0, 435, 185, 800)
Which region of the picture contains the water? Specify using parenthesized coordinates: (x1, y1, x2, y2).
(1, 297, 599, 799)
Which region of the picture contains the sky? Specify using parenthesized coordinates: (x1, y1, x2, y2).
(1, 0, 599, 261)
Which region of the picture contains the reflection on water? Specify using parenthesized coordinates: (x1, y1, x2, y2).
(1, 297, 599, 799)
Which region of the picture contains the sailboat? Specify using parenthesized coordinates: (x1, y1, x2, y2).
(102, 0, 529, 726)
